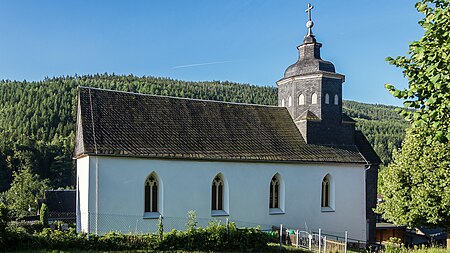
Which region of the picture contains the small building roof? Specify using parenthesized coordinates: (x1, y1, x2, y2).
(43, 190, 76, 213)
(74, 87, 375, 164)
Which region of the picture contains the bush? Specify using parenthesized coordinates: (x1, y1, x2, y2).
(8, 220, 43, 234)
(0, 203, 9, 245)
(1, 218, 270, 252)
(40, 203, 49, 227)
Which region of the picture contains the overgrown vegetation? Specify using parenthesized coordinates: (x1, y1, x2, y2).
(383, 237, 449, 253)
(1, 219, 268, 252)
(0, 74, 408, 212)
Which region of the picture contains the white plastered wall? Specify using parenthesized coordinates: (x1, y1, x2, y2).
(76, 156, 367, 240)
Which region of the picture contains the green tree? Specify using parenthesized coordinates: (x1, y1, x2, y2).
(379, 0, 450, 248)
(385, 0, 450, 143)
(5, 168, 49, 219)
(377, 129, 450, 243)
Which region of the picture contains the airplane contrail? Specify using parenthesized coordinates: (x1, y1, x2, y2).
(172, 60, 234, 69)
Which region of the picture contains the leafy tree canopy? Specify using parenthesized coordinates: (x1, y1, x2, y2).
(377, 128, 450, 227)
(379, 1, 450, 247)
(6, 168, 49, 218)
(385, 0, 450, 143)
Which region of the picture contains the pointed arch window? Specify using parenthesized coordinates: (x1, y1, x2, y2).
(334, 94, 339, 105)
(321, 176, 330, 208)
(269, 176, 280, 209)
(312, 93, 318, 104)
(281, 99, 285, 107)
(212, 175, 224, 211)
(288, 96, 292, 107)
(299, 94, 305, 105)
(321, 174, 334, 212)
(269, 173, 285, 214)
(325, 93, 330, 104)
(145, 174, 158, 213)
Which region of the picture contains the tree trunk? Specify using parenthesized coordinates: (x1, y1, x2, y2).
(447, 227, 450, 250)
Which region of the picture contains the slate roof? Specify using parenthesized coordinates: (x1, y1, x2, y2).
(75, 87, 375, 164)
(354, 130, 382, 164)
(294, 110, 320, 122)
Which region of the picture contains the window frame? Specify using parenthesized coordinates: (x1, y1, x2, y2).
(144, 173, 161, 219)
(269, 173, 285, 215)
(211, 174, 229, 217)
(321, 174, 335, 212)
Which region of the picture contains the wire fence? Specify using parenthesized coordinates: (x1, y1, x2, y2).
(49, 212, 372, 252)
(77, 212, 277, 235)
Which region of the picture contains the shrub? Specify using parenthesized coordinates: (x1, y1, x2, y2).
(39, 203, 49, 227)
(8, 220, 43, 234)
(0, 203, 9, 245)
(185, 210, 197, 231)
(157, 215, 163, 242)
(1, 217, 270, 252)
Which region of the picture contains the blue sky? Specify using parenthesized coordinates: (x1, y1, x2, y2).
(0, 1, 423, 106)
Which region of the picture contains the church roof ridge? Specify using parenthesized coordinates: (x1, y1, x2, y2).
(77, 86, 280, 109)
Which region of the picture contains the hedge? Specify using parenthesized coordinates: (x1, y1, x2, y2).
(1, 221, 269, 252)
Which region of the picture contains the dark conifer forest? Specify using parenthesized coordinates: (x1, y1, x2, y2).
(0, 74, 408, 192)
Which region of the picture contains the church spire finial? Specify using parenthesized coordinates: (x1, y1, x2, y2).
(305, 3, 314, 37)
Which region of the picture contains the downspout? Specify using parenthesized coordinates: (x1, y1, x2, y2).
(95, 157, 99, 235)
(364, 163, 371, 243)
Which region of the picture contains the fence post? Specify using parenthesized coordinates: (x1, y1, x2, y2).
(296, 229, 299, 248)
(323, 236, 327, 253)
(345, 231, 348, 253)
(308, 233, 312, 250)
(318, 228, 321, 252)
(280, 224, 283, 249)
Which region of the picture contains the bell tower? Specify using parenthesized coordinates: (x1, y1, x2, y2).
(277, 4, 355, 145)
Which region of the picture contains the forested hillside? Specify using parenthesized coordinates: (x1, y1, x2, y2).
(0, 74, 407, 192)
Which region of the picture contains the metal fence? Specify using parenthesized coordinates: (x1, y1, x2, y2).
(280, 224, 368, 253)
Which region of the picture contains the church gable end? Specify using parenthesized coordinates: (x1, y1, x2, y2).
(74, 91, 86, 157)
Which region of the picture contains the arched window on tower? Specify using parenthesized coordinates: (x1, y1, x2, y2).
(288, 96, 292, 107)
(212, 175, 224, 211)
(325, 93, 330, 104)
(145, 173, 159, 213)
(281, 99, 285, 107)
(312, 93, 318, 104)
(334, 94, 339, 105)
(299, 94, 305, 105)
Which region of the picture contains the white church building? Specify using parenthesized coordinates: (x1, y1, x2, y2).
(75, 9, 380, 243)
